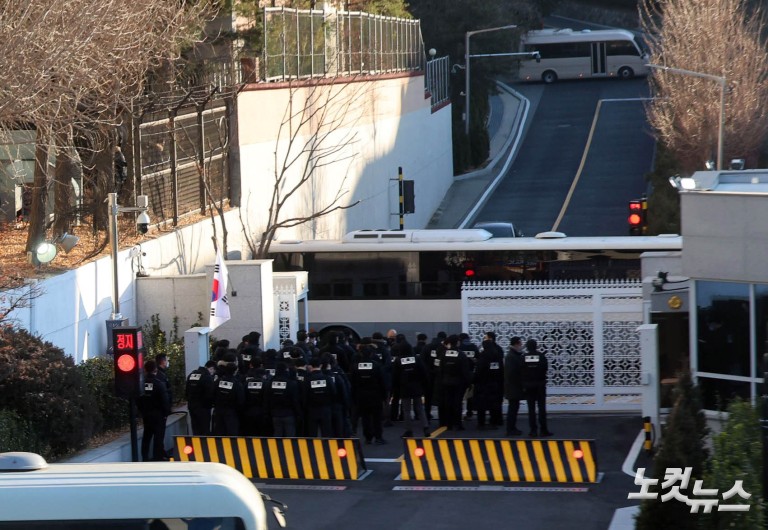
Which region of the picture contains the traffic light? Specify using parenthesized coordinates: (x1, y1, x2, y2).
(113, 326, 144, 399)
(463, 261, 476, 278)
(628, 198, 647, 235)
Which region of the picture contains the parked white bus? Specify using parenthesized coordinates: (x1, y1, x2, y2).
(269, 229, 682, 339)
(0, 452, 286, 530)
(518, 28, 649, 83)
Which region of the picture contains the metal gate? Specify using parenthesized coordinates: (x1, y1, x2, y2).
(462, 280, 643, 412)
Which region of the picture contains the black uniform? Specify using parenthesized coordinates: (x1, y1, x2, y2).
(393, 349, 430, 437)
(349, 351, 387, 443)
(305, 369, 336, 437)
(139, 372, 171, 461)
(504, 346, 524, 435)
(212, 372, 245, 436)
(243, 368, 271, 436)
(521, 342, 551, 437)
(266, 368, 302, 437)
(185, 366, 214, 435)
(459, 335, 480, 418)
(421, 334, 445, 420)
(437, 343, 471, 430)
(474, 340, 505, 428)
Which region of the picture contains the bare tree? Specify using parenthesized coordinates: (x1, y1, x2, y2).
(641, 0, 768, 173)
(0, 275, 44, 326)
(174, 93, 233, 256)
(241, 77, 365, 259)
(0, 0, 214, 251)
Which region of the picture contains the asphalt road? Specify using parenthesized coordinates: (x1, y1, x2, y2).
(257, 413, 642, 530)
(475, 78, 654, 237)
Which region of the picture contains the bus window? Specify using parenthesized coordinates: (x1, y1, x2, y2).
(606, 40, 640, 56)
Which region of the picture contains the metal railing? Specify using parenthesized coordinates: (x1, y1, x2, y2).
(263, 7, 424, 81)
(425, 56, 450, 110)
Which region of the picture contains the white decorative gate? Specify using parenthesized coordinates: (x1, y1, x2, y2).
(462, 280, 643, 412)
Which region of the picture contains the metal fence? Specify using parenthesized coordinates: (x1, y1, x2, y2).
(263, 7, 424, 81)
(425, 56, 450, 110)
(136, 100, 229, 225)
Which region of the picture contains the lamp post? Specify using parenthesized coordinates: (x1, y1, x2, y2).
(646, 64, 726, 170)
(107, 192, 150, 321)
(464, 24, 519, 136)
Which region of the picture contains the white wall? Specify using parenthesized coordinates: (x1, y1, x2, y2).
(237, 74, 453, 240)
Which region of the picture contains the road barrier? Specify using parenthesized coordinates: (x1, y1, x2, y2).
(174, 436, 367, 480)
(401, 437, 597, 483)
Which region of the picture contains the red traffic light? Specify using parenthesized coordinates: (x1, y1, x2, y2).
(628, 199, 646, 234)
(116, 353, 136, 372)
(464, 269, 476, 278)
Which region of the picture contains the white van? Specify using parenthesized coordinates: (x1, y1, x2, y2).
(0, 452, 286, 530)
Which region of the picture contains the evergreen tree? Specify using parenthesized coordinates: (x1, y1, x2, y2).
(635, 372, 709, 529)
(700, 398, 764, 529)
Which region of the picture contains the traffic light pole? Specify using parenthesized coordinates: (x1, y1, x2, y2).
(129, 397, 139, 462)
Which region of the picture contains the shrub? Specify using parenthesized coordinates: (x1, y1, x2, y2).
(636, 371, 709, 529)
(0, 408, 49, 456)
(700, 399, 764, 529)
(78, 356, 129, 432)
(0, 327, 101, 458)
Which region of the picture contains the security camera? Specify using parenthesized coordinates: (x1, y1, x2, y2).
(136, 211, 150, 234)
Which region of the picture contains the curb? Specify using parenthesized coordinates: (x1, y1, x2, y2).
(458, 82, 531, 228)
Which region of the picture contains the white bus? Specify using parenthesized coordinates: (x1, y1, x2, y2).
(518, 28, 649, 83)
(0, 452, 286, 530)
(269, 229, 682, 339)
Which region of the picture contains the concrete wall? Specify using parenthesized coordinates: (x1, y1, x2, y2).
(682, 192, 768, 283)
(237, 74, 453, 240)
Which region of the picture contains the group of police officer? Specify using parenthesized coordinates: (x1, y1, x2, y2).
(182, 328, 552, 442)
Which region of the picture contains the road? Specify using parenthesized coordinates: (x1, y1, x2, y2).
(257, 414, 642, 529)
(475, 78, 654, 237)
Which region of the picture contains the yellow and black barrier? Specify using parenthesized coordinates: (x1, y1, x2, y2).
(642, 416, 653, 454)
(401, 437, 597, 483)
(174, 436, 366, 480)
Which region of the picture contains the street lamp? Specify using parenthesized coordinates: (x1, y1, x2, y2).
(107, 192, 150, 321)
(646, 64, 726, 171)
(464, 24, 518, 136)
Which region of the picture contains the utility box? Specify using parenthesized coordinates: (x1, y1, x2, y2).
(184, 327, 210, 376)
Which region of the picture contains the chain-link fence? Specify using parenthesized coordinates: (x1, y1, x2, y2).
(263, 7, 424, 82)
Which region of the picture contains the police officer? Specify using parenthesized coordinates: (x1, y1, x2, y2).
(438, 334, 471, 431)
(266, 362, 302, 437)
(421, 331, 446, 422)
(504, 337, 525, 436)
(392, 340, 430, 438)
(521, 338, 552, 437)
(212, 353, 245, 436)
(243, 357, 271, 436)
(139, 359, 171, 461)
(349, 340, 387, 444)
(459, 332, 480, 420)
(185, 359, 215, 435)
(305, 357, 336, 437)
(155, 353, 173, 407)
(323, 353, 352, 437)
(474, 335, 505, 430)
